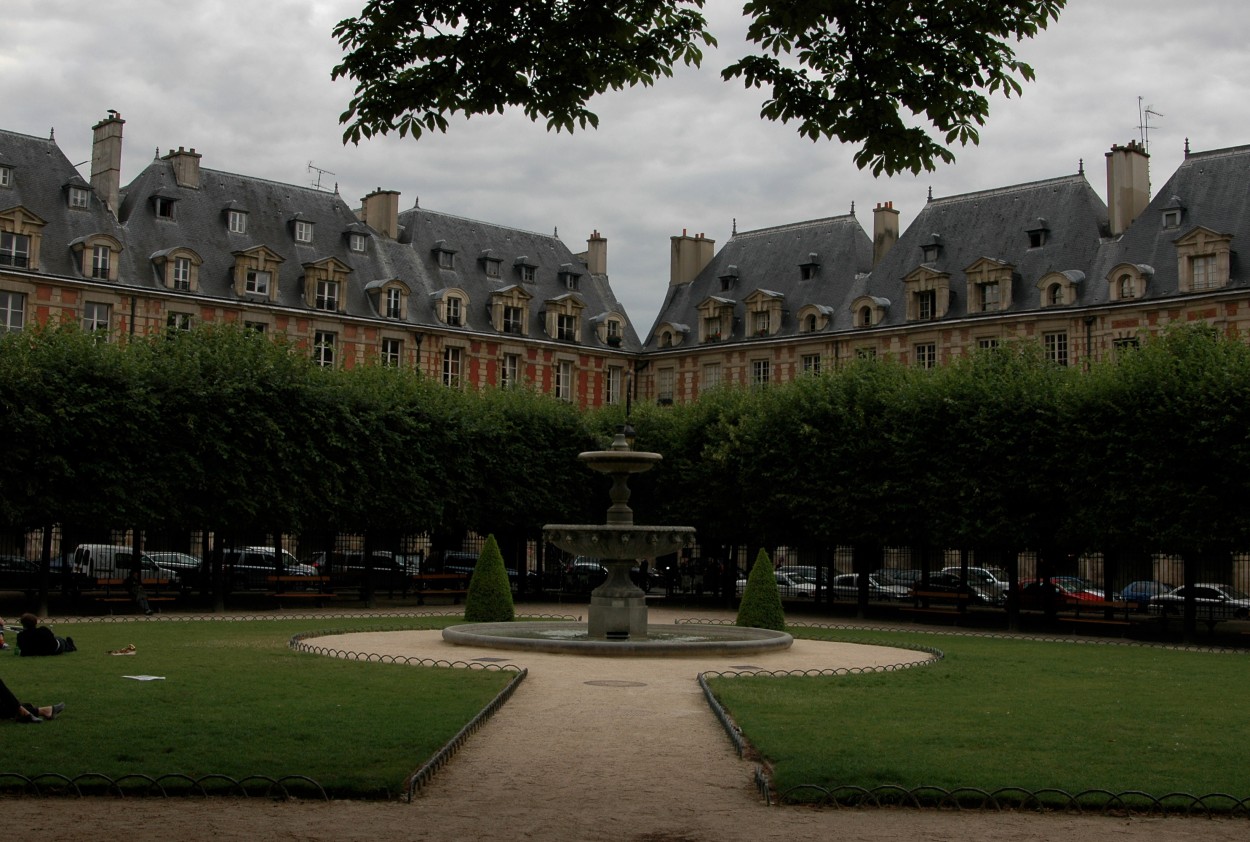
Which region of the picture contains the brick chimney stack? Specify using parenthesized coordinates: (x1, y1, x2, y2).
(359, 188, 400, 239)
(873, 201, 900, 267)
(164, 147, 202, 189)
(585, 230, 607, 275)
(90, 111, 125, 217)
(1106, 140, 1150, 236)
(670, 229, 714, 286)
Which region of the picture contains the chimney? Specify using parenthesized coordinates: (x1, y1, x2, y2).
(873, 201, 899, 267)
(164, 146, 202, 189)
(359, 188, 400, 239)
(585, 230, 607, 275)
(1105, 140, 1150, 236)
(90, 111, 125, 217)
(670, 229, 715, 286)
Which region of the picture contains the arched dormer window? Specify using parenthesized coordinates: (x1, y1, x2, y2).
(654, 322, 687, 348)
(796, 303, 833, 333)
(151, 247, 204, 292)
(303, 257, 352, 313)
(490, 284, 532, 335)
(232, 245, 285, 301)
(432, 287, 470, 327)
(1036, 270, 1084, 308)
(849, 296, 889, 328)
(590, 311, 626, 346)
(1105, 263, 1152, 302)
(70, 233, 124, 281)
(365, 278, 412, 320)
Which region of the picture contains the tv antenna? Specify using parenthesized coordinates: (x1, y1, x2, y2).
(307, 161, 336, 191)
(1137, 97, 1163, 154)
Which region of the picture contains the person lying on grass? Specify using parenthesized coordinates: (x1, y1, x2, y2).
(16, 613, 76, 656)
(0, 675, 64, 724)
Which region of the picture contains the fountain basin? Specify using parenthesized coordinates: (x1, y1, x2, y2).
(543, 524, 696, 560)
(442, 621, 793, 657)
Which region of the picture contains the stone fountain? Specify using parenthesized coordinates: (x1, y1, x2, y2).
(542, 427, 696, 640)
(441, 426, 792, 656)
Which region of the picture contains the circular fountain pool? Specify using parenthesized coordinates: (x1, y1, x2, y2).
(442, 621, 793, 657)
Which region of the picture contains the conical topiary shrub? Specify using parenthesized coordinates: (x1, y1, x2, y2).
(735, 548, 785, 631)
(463, 535, 515, 623)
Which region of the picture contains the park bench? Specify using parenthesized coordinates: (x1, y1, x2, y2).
(900, 590, 971, 623)
(266, 575, 334, 607)
(411, 572, 471, 605)
(92, 577, 179, 613)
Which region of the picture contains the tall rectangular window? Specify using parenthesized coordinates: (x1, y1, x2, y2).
(554, 359, 573, 402)
(557, 313, 576, 341)
(657, 367, 674, 405)
(91, 245, 110, 279)
(753, 311, 770, 335)
(520, 265, 536, 283)
(751, 359, 771, 385)
(442, 347, 462, 387)
(605, 366, 622, 405)
(245, 269, 271, 296)
(385, 288, 403, 319)
(916, 289, 936, 320)
(172, 257, 191, 291)
(315, 279, 339, 311)
(313, 331, 336, 368)
(438, 250, 455, 269)
(381, 337, 402, 367)
(802, 354, 821, 374)
(701, 362, 721, 391)
(445, 296, 462, 326)
(228, 210, 248, 234)
(82, 302, 111, 333)
(0, 166, 10, 187)
(501, 353, 520, 388)
(349, 233, 367, 253)
(0, 291, 25, 333)
(1044, 331, 1069, 366)
(503, 306, 523, 334)
(914, 343, 936, 369)
(980, 282, 1000, 311)
(1191, 255, 1217, 290)
(0, 233, 31, 268)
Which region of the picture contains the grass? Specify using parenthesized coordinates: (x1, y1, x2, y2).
(707, 628, 1250, 804)
(3, 616, 512, 798)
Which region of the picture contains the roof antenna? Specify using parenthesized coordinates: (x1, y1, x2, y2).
(1137, 96, 1163, 154)
(307, 161, 336, 191)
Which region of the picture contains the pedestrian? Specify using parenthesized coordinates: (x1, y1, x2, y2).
(0, 675, 64, 723)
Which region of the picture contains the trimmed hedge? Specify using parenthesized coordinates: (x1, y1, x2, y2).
(463, 534, 515, 622)
(736, 548, 785, 630)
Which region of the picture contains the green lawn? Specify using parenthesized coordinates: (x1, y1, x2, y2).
(708, 628, 1250, 805)
(3, 617, 512, 798)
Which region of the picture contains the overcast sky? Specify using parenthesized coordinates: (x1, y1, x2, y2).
(6, 1, 1249, 334)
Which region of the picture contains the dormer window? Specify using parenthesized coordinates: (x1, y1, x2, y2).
(921, 235, 943, 263)
(435, 287, 469, 326)
(504, 305, 524, 333)
(1174, 227, 1233, 293)
(233, 245, 285, 301)
(799, 253, 819, 280)
(561, 265, 581, 290)
(303, 257, 351, 312)
(0, 232, 31, 268)
(703, 316, 722, 341)
(859, 307, 871, 327)
(752, 311, 770, 335)
(349, 232, 368, 253)
(484, 257, 502, 278)
(153, 195, 176, 219)
(1026, 218, 1049, 249)
(515, 256, 537, 283)
(446, 295, 463, 326)
(228, 210, 248, 234)
(70, 233, 123, 281)
(293, 219, 314, 243)
(386, 287, 403, 319)
(153, 247, 203, 292)
(1162, 196, 1184, 229)
(744, 289, 784, 337)
(605, 318, 622, 346)
(849, 296, 888, 328)
(365, 278, 411, 320)
(0, 166, 11, 188)
(557, 313, 576, 340)
(545, 294, 586, 342)
(246, 269, 271, 295)
(432, 240, 457, 269)
(1037, 270, 1083, 307)
(315, 279, 340, 311)
(68, 187, 90, 209)
(719, 266, 739, 292)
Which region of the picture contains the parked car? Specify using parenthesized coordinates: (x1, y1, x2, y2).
(1015, 578, 1103, 610)
(910, 572, 1005, 606)
(776, 565, 838, 587)
(735, 571, 816, 599)
(146, 551, 204, 589)
(1149, 584, 1250, 619)
(220, 546, 313, 591)
(940, 566, 1009, 600)
(1120, 580, 1173, 611)
(73, 544, 179, 585)
(875, 568, 923, 588)
(1050, 575, 1107, 600)
(829, 572, 910, 601)
(308, 550, 411, 591)
(0, 554, 40, 593)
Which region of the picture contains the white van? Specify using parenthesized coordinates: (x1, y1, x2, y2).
(73, 544, 178, 584)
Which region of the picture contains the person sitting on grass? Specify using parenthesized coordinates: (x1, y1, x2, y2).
(16, 613, 75, 656)
(0, 676, 64, 723)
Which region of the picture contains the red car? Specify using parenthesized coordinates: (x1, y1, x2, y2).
(1016, 578, 1103, 609)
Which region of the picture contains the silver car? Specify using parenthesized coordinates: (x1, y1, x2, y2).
(1149, 583, 1250, 619)
(736, 571, 816, 599)
(829, 572, 910, 601)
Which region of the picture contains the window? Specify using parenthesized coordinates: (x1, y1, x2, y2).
(520, 264, 536, 283)
(1044, 331, 1069, 366)
(245, 269, 271, 296)
(349, 233, 367, 253)
(1162, 209, 1182, 229)
(438, 250, 455, 270)
(557, 313, 577, 341)
(82, 302, 111, 333)
(69, 187, 90, 209)
(501, 354, 520, 388)
(385, 288, 403, 319)
(657, 367, 674, 405)
(916, 289, 936, 320)
(315, 279, 340, 311)
(1118, 274, 1135, 299)
(1113, 337, 1140, 354)
(442, 347, 462, 387)
(859, 306, 872, 327)
(605, 366, 622, 405)
(1191, 255, 1217, 291)
(0, 232, 31, 268)
(503, 305, 524, 334)
(856, 347, 877, 360)
(751, 359, 771, 385)
(800, 263, 817, 280)
(977, 337, 1000, 350)
(294, 220, 314, 243)
(91, 244, 111, 279)
(0, 166, 10, 187)
(154, 196, 175, 219)
(914, 343, 936, 369)
(445, 295, 462, 326)
(381, 337, 402, 367)
(701, 362, 721, 391)
(228, 210, 248, 234)
(1048, 283, 1063, 306)
(720, 276, 734, 292)
(172, 257, 192, 291)
(1028, 229, 1047, 248)
(605, 319, 622, 346)
(563, 273, 579, 291)
(554, 360, 572, 402)
(703, 316, 722, 342)
(802, 354, 821, 375)
(485, 260, 501, 278)
(244, 321, 267, 333)
(980, 282, 1000, 312)
(167, 312, 192, 332)
(752, 311, 770, 336)
(0, 291, 25, 332)
(313, 331, 336, 367)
